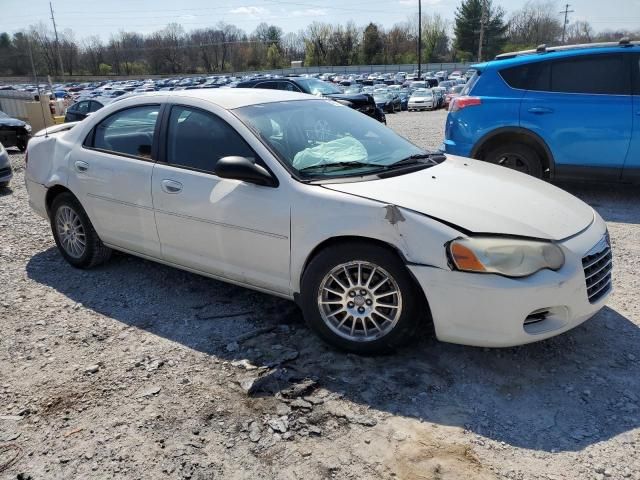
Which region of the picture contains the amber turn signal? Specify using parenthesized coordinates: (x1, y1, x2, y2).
(450, 242, 486, 272)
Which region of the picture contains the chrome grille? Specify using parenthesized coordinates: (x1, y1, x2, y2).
(582, 233, 612, 303)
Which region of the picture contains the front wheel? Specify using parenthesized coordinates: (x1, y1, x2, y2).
(484, 143, 543, 178)
(50, 192, 112, 268)
(301, 242, 423, 354)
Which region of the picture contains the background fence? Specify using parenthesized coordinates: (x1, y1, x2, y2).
(0, 63, 475, 84)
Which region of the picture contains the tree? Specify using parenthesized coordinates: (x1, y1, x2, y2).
(507, 1, 562, 49)
(266, 44, 282, 68)
(362, 23, 384, 64)
(454, 0, 507, 61)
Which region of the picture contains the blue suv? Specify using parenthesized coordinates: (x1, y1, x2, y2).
(443, 40, 640, 182)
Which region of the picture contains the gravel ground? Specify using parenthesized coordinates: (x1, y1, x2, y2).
(1, 109, 639, 480)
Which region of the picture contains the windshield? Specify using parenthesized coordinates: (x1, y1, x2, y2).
(412, 89, 431, 96)
(296, 78, 341, 95)
(0, 111, 8, 119)
(234, 100, 426, 179)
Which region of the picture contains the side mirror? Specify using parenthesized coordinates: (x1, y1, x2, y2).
(214, 156, 278, 187)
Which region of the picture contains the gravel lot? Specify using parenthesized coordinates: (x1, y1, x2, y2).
(1, 109, 639, 480)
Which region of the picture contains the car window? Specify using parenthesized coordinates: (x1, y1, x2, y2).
(550, 54, 629, 95)
(76, 101, 90, 114)
(278, 81, 299, 92)
(166, 106, 254, 174)
(89, 101, 102, 113)
(92, 105, 159, 159)
(633, 54, 640, 95)
(256, 81, 278, 89)
(235, 100, 425, 179)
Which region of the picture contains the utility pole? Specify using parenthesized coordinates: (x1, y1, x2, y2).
(560, 4, 574, 44)
(49, 1, 65, 77)
(417, 0, 422, 80)
(477, 0, 487, 62)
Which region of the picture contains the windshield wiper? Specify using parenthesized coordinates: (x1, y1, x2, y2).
(299, 161, 386, 174)
(389, 152, 445, 168)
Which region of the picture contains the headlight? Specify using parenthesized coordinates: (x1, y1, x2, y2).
(24, 124, 32, 133)
(448, 237, 565, 277)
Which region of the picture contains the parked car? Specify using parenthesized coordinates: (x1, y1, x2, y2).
(64, 99, 106, 122)
(373, 91, 401, 113)
(444, 39, 640, 181)
(0, 141, 12, 187)
(25, 89, 612, 353)
(431, 87, 446, 109)
(0, 110, 31, 151)
(444, 85, 465, 109)
(408, 88, 435, 111)
(236, 77, 386, 123)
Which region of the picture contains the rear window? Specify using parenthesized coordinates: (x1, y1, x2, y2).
(461, 71, 481, 95)
(500, 54, 630, 95)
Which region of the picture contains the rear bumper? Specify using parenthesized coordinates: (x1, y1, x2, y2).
(442, 139, 473, 157)
(408, 217, 610, 347)
(26, 179, 48, 219)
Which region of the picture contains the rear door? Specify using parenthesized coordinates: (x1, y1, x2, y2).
(623, 53, 640, 182)
(519, 53, 632, 180)
(67, 103, 162, 257)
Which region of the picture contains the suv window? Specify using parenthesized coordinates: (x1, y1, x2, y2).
(89, 101, 102, 113)
(166, 106, 254, 174)
(500, 62, 550, 91)
(551, 54, 629, 95)
(92, 105, 159, 159)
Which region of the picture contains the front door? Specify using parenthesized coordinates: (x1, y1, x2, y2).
(67, 103, 162, 257)
(151, 104, 291, 295)
(623, 53, 640, 182)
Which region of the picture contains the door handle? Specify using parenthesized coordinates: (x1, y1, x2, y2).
(74, 160, 89, 172)
(161, 179, 183, 194)
(527, 106, 554, 114)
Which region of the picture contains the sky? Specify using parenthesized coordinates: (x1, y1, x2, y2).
(0, 0, 639, 40)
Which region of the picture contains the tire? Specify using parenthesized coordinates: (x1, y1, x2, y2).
(17, 137, 27, 152)
(301, 242, 423, 354)
(0, 181, 9, 188)
(50, 192, 112, 269)
(484, 143, 543, 178)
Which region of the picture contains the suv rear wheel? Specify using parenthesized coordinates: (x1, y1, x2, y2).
(484, 143, 543, 178)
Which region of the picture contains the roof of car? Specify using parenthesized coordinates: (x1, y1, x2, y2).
(474, 40, 639, 71)
(125, 88, 318, 109)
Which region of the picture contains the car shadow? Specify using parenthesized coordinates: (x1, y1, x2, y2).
(0, 186, 13, 196)
(26, 247, 640, 453)
(554, 181, 640, 225)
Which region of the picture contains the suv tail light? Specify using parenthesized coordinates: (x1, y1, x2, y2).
(450, 96, 481, 112)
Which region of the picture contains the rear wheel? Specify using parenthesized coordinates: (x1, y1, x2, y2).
(484, 143, 543, 178)
(50, 192, 112, 268)
(301, 242, 423, 354)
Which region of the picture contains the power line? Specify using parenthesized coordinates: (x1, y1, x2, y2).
(560, 4, 575, 43)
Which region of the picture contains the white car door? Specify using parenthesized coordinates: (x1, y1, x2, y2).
(151, 103, 291, 295)
(67, 103, 162, 257)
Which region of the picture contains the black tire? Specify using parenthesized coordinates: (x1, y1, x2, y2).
(50, 192, 112, 269)
(484, 143, 543, 178)
(0, 181, 9, 188)
(17, 137, 28, 152)
(301, 242, 424, 354)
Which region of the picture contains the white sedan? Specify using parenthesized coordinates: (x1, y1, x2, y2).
(25, 90, 612, 353)
(408, 89, 435, 111)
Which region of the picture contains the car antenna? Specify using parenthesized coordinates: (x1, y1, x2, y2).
(28, 37, 49, 138)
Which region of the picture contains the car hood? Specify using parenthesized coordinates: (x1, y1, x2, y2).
(322, 155, 594, 240)
(0, 117, 27, 128)
(325, 93, 374, 106)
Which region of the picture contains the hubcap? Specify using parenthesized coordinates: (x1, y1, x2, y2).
(495, 154, 530, 174)
(55, 206, 86, 258)
(318, 261, 402, 342)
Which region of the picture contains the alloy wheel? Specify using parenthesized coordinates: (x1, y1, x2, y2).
(317, 261, 402, 342)
(55, 205, 86, 258)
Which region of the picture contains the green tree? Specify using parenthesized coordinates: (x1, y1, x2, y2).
(362, 23, 383, 64)
(266, 43, 282, 68)
(98, 63, 112, 75)
(454, 0, 507, 61)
